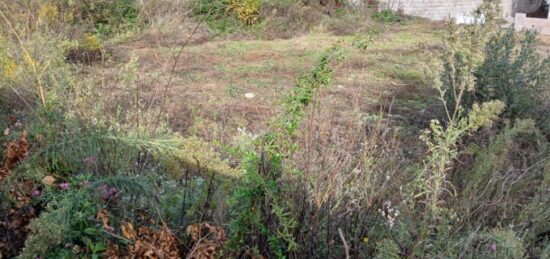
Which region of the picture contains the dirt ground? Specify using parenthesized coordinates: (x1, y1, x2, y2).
(87, 20, 443, 149)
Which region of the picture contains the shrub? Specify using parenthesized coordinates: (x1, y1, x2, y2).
(82, 34, 103, 51)
(227, 0, 260, 24)
(372, 9, 401, 23)
(439, 2, 499, 121)
(227, 47, 343, 258)
(459, 228, 527, 259)
(191, 0, 227, 19)
(475, 27, 550, 131)
(439, 3, 550, 133)
(458, 119, 547, 227)
(75, 0, 141, 35)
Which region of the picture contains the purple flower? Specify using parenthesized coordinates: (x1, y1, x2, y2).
(101, 185, 118, 199)
(59, 182, 69, 190)
(31, 189, 41, 197)
(489, 242, 496, 252)
(83, 156, 96, 165)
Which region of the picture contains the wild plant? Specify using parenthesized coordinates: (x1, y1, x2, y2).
(439, 1, 500, 122)
(397, 2, 509, 256)
(475, 27, 550, 133)
(457, 119, 549, 230)
(227, 0, 260, 24)
(228, 47, 344, 258)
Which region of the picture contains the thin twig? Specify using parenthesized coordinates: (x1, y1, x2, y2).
(338, 228, 350, 259)
(151, 22, 202, 135)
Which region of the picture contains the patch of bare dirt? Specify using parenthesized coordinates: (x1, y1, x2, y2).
(85, 20, 442, 148)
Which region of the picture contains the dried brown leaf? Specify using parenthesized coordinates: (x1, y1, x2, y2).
(121, 222, 137, 240)
(96, 209, 112, 231)
(186, 223, 227, 259)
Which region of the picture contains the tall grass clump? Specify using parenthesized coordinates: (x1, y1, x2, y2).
(227, 47, 344, 258)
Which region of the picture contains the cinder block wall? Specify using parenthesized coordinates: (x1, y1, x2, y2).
(513, 0, 544, 14)
(379, 0, 516, 20)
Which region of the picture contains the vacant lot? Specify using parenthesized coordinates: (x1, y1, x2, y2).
(90, 20, 442, 149)
(2, 2, 549, 258)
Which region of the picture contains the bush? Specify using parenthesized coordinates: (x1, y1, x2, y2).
(372, 9, 402, 23)
(74, 0, 141, 35)
(475, 28, 550, 131)
(227, 0, 260, 24)
(440, 3, 550, 132)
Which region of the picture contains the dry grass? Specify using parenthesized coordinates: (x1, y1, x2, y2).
(83, 19, 443, 150)
(539, 34, 550, 53)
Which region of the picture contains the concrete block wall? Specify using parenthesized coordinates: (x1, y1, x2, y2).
(513, 0, 544, 14)
(377, 0, 520, 21)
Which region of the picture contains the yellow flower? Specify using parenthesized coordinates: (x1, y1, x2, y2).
(227, 0, 260, 24)
(64, 12, 74, 23)
(82, 34, 103, 51)
(2, 57, 18, 78)
(38, 3, 59, 25)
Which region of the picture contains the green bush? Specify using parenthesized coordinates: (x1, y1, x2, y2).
(459, 119, 546, 224)
(69, 0, 140, 35)
(191, 0, 228, 19)
(372, 9, 402, 24)
(475, 27, 550, 131)
(439, 6, 550, 132)
(227, 48, 343, 258)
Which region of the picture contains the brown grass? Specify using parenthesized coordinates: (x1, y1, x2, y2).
(84, 19, 444, 149)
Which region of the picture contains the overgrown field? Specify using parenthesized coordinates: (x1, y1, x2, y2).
(1, 1, 549, 258)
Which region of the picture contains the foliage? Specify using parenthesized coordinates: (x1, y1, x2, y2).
(395, 2, 550, 258)
(457, 228, 527, 259)
(228, 47, 343, 258)
(82, 34, 103, 51)
(73, 0, 141, 35)
(227, 0, 260, 24)
(2, 0, 550, 258)
(372, 9, 402, 24)
(21, 185, 101, 258)
(414, 101, 504, 220)
(351, 28, 378, 52)
(474, 27, 550, 132)
(439, 1, 500, 121)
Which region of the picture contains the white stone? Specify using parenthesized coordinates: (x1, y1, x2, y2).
(244, 92, 255, 99)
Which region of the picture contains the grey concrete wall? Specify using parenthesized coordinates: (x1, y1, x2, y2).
(513, 0, 544, 14)
(375, 0, 543, 21)
(381, 0, 487, 20)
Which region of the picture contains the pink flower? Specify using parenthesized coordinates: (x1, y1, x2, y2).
(83, 156, 96, 165)
(31, 189, 41, 197)
(489, 242, 497, 252)
(59, 182, 69, 190)
(101, 185, 118, 199)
